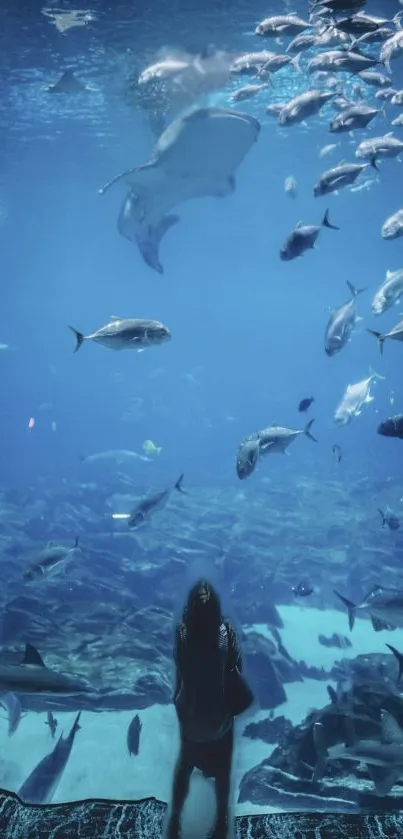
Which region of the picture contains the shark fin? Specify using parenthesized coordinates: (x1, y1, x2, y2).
(368, 764, 399, 796)
(23, 643, 46, 668)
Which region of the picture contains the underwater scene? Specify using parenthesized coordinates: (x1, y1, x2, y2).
(2, 0, 403, 835)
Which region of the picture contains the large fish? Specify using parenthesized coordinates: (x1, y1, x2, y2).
(334, 368, 384, 425)
(382, 209, 403, 240)
(236, 436, 261, 480)
(0, 643, 92, 697)
(356, 133, 403, 161)
(335, 586, 403, 631)
(324, 281, 365, 356)
(23, 538, 79, 582)
(257, 420, 318, 454)
(280, 209, 338, 260)
(113, 474, 186, 528)
(69, 317, 171, 352)
(278, 90, 334, 126)
(372, 269, 403, 314)
(99, 107, 260, 273)
(313, 158, 378, 196)
(18, 712, 82, 804)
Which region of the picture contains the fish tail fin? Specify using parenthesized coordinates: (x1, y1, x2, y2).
(367, 329, 385, 356)
(334, 590, 356, 631)
(312, 721, 328, 782)
(369, 153, 379, 171)
(346, 280, 366, 297)
(322, 208, 339, 231)
(386, 643, 403, 683)
(369, 363, 386, 380)
(68, 326, 85, 353)
(393, 11, 403, 29)
(304, 418, 317, 443)
(175, 474, 186, 494)
(291, 53, 302, 74)
(378, 508, 386, 526)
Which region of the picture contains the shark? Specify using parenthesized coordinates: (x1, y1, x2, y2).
(313, 710, 403, 795)
(0, 644, 92, 697)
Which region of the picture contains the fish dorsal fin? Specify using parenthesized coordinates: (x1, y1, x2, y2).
(46, 541, 54, 548)
(110, 315, 123, 321)
(296, 220, 304, 228)
(381, 710, 403, 745)
(337, 159, 347, 166)
(23, 643, 46, 668)
(385, 131, 394, 137)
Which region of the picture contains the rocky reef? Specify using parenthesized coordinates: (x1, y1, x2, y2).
(239, 653, 403, 810)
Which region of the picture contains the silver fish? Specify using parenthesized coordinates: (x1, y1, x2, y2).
(308, 49, 379, 75)
(80, 449, 151, 465)
(127, 474, 186, 528)
(391, 90, 403, 106)
(329, 103, 383, 132)
(257, 419, 317, 454)
(313, 158, 377, 196)
(23, 538, 79, 582)
(357, 70, 392, 87)
(229, 83, 267, 102)
(255, 14, 310, 37)
(356, 132, 403, 160)
(230, 51, 277, 76)
(69, 317, 171, 352)
(280, 209, 339, 260)
(324, 281, 365, 356)
(381, 208, 403, 240)
(278, 89, 334, 126)
(372, 268, 403, 314)
(335, 586, 403, 632)
(380, 30, 403, 74)
(236, 436, 261, 480)
(334, 368, 384, 425)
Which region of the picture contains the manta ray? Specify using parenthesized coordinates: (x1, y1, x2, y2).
(99, 107, 260, 273)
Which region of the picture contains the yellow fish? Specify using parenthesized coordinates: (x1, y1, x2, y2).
(142, 439, 162, 456)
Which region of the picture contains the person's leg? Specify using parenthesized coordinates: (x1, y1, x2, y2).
(166, 741, 194, 839)
(210, 727, 234, 839)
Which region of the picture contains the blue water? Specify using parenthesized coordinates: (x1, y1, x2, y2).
(1, 0, 403, 820)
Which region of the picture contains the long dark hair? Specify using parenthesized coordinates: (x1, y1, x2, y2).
(183, 579, 222, 647)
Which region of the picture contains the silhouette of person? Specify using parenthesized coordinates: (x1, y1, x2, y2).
(167, 579, 242, 839)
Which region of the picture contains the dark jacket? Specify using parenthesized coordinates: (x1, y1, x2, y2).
(173, 618, 242, 743)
